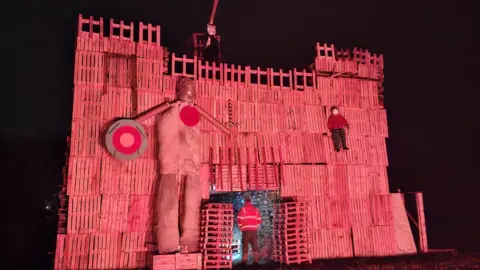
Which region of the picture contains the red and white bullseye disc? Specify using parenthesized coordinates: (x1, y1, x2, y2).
(105, 119, 148, 161)
(180, 105, 200, 127)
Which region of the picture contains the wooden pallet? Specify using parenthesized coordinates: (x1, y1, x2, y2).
(152, 253, 202, 270)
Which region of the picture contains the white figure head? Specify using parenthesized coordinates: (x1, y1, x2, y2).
(207, 24, 216, 36)
(331, 106, 339, 115)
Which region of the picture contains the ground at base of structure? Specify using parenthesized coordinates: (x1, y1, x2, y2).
(232, 253, 480, 269)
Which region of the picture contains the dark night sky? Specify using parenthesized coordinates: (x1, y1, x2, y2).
(2, 0, 479, 268)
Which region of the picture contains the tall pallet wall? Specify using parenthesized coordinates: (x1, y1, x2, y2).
(54, 14, 417, 269)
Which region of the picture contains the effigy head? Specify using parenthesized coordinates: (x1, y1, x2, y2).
(207, 24, 216, 36)
(176, 77, 196, 102)
(330, 106, 339, 115)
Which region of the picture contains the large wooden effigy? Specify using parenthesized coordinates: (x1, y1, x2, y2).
(53, 14, 428, 269)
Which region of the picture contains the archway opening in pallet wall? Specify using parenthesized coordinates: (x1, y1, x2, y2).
(207, 190, 279, 265)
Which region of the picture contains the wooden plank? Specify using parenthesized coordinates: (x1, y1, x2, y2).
(416, 192, 429, 253)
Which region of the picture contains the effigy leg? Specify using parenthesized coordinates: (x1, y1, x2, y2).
(331, 129, 342, 152)
(180, 174, 202, 252)
(155, 173, 180, 253)
(339, 128, 349, 150)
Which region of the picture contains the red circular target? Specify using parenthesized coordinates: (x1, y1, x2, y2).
(112, 126, 142, 154)
(105, 119, 148, 161)
(180, 105, 200, 127)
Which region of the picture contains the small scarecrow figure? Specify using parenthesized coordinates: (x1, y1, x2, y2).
(327, 106, 350, 152)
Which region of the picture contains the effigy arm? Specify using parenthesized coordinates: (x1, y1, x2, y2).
(194, 103, 230, 135)
(134, 99, 180, 123)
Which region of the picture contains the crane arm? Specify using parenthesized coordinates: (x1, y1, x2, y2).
(208, 0, 219, 25)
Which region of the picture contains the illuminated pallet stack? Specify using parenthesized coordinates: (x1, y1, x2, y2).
(272, 201, 312, 265)
(200, 204, 234, 269)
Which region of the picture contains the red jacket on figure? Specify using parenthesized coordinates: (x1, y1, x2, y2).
(327, 114, 349, 130)
(237, 201, 262, 231)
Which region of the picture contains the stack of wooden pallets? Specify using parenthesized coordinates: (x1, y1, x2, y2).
(273, 201, 312, 265)
(200, 203, 234, 269)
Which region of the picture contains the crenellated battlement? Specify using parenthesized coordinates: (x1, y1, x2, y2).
(75, 14, 384, 91)
(77, 14, 161, 45)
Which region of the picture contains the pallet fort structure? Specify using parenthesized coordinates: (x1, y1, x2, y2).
(53, 12, 430, 270)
